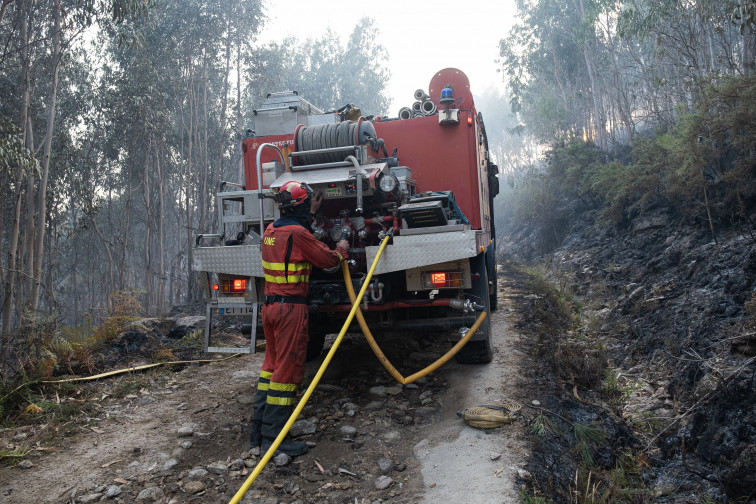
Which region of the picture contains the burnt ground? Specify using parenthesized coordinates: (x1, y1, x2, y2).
(0, 278, 532, 504)
(500, 207, 756, 503)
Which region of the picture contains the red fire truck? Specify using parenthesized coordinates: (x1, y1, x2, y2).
(193, 68, 499, 364)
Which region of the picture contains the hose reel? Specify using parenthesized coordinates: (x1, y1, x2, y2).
(294, 119, 379, 166)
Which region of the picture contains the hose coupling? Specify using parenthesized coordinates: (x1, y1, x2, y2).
(449, 298, 480, 313)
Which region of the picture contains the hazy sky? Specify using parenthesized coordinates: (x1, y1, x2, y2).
(258, 0, 518, 116)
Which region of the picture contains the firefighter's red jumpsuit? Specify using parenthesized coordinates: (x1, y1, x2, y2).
(260, 222, 347, 405)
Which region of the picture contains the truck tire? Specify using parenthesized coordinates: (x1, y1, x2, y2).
(487, 248, 498, 312)
(307, 331, 326, 361)
(455, 254, 493, 364)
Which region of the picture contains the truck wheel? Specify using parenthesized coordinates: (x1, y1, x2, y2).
(307, 331, 326, 361)
(455, 254, 493, 364)
(486, 247, 498, 312)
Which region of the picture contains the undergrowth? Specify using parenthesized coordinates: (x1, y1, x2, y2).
(0, 291, 143, 431)
(514, 262, 651, 503)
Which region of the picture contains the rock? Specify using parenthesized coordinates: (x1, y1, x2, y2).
(369, 386, 387, 397)
(177, 423, 198, 437)
(290, 419, 317, 437)
(232, 370, 257, 381)
(342, 402, 359, 413)
(136, 487, 164, 501)
(375, 475, 393, 490)
(168, 316, 205, 339)
(273, 453, 292, 466)
(382, 430, 401, 442)
(17, 460, 33, 469)
(78, 493, 103, 503)
(386, 386, 402, 396)
(365, 400, 384, 411)
(163, 458, 178, 471)
(207, 461, 229, 475)
(106, 485, 122, 498)
(237, 394, 254, 405)
(378, 458, 393, 474)
(138, 396, 155, 406)
(187, 468, 208, 479)
(183, 480, 205, 494)
(283, 480, 299, 494)
(418, 390, 432, 401)
(490, 453, 502, 461)
(531, 400, 541, 406)
(339, 425, 358, 438)
(517, 469, 532, 481)
(229, 459, 245, 471)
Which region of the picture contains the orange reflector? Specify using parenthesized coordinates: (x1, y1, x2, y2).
(233, 279, 246, 291)
(468, 115, 473, 126)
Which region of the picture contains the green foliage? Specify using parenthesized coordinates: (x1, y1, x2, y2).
(500, 73, 756, 239)
(531, 412, 560, 436)
(0, 116, 40, 178)
(573, 422, 607, 466)
(519, 491, 554, 504)
(247, 17, 391, 116)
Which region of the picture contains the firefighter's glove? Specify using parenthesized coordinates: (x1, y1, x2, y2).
(336, 239, 349, 260)
(310, 192, 324, 215)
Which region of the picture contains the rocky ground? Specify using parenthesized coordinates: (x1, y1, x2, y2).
(0, 279, 532, 503)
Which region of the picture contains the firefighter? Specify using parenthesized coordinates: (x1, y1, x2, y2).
(249, 180, 348, 457)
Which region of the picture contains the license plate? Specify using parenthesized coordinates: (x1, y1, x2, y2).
(219, 306, 255, 315)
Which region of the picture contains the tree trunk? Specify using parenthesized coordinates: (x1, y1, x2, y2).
(742, 0, 756, 75)
(186, 67, 195, 303)
(143, 139, 152, 316)
(200, 52, 209, 234)
(236, 42, 244, 185)
(3, 0, 30, 335)
(156, 147, 165, 315)
(30, 0, 62, 311)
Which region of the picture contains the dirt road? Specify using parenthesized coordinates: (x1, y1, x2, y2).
(0, 284, 528, 503)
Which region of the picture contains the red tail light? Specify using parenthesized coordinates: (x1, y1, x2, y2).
(422, 271, 463, 289)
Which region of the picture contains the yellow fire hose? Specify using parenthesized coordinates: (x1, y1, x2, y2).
(342, 262, 488, 384)
(228, 236, 488, 502)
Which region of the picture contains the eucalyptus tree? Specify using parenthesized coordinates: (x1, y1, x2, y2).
(499, 0, 755, 151)
(0, 0, 152, 337)
(246, 18, 392, 119)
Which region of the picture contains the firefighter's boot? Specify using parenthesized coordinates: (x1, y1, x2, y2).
(261, 385, 308, 457)
(248, 371, 272, 449)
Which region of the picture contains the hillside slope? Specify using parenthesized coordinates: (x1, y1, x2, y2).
(499, 206, 756, 502)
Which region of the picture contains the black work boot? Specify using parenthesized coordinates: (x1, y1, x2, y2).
(249, 371, 272, 449)
(261, 385, 308, 457)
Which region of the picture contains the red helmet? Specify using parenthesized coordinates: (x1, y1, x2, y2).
(277, 180, 312, 210)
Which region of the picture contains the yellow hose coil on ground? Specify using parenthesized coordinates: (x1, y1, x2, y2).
(457, 400, 522, 428)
